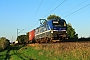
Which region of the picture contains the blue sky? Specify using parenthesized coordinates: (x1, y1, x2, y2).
(0, 0, 90, 42)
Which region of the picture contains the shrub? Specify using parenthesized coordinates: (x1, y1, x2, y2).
(0, 37, 10, 51)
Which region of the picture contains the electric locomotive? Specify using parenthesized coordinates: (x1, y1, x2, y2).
(29, 18, 68, 43)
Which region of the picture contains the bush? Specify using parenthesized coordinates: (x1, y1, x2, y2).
(0, 37, 10, 51)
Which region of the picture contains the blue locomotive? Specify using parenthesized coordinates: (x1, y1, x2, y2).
(29, 18, 68, 43)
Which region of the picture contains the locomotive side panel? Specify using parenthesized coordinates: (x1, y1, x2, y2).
(35, 23, 52, 43)
(35, 24, 47, 39)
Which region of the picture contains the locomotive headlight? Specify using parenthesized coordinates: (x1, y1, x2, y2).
(66, 31, 67, 33)
(51, 30, 53, 33)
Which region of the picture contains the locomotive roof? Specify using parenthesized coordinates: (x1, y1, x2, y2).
(47, 19, 66, 23)
(35, 18, 66, 29)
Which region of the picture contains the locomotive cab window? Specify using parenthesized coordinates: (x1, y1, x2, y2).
(64, 22, 66, 26)
(60, 21, 66, 26)
(53, 20, 60, 26)
(53, 20, 66, 27)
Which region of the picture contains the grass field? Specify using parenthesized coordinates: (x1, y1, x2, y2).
(0, 50, 8, 60)
(0, 42, 90, 60)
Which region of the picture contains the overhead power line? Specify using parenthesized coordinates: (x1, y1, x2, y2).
(30, 0, 66, 30)
(64, 0, 88, 14)
(41, 0, 58, 17)
(32, 0, 43, 19)
(64, 4, 90, 18)
(29, 20, 39, 30)
(44, 0, 66, 18)
(30, 0, 60, 30)
(25, 0, 43, 31)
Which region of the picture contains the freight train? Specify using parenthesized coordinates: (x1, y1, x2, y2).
(29, 18, 68, 43)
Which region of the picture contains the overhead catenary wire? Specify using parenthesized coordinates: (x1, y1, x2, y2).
(44, 0, 66, 18)
(30, 0, 66, 30)
(26, 0, 43, 31)
(29, 0, 63, 30)
(32, 0, 43, 20)
(64, 0, 88, 14)
(29, 20, 39, 30)
(64, 4, 90, 18)
(41, 0, 58, 17)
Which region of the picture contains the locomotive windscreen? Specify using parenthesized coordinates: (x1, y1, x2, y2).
(53, 20, 66, 26)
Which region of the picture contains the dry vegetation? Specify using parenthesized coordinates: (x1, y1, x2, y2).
(29, 42, 90, 60)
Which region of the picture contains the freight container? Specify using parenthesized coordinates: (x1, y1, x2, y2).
(29, 30, 35, 41)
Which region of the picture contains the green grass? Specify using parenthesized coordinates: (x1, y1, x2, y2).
(0, 42, 90, 60)
(18, 46, 56, 60)
(0, 50, 8, 60)
(9, 45, 61, 60)
(8, 45, 26, 60)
